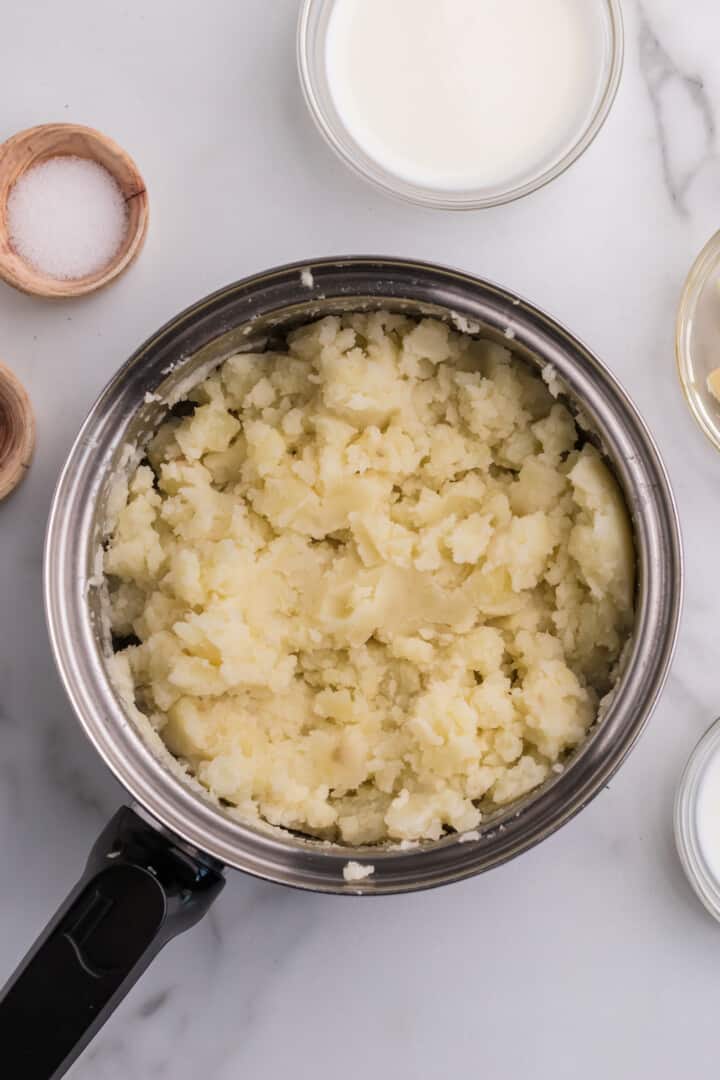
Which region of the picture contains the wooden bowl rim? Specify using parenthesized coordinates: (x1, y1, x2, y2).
(0, 122, 149, 299)
(0, 361, 35, 501)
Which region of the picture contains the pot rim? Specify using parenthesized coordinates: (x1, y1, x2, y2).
(44, 256, 683, 894)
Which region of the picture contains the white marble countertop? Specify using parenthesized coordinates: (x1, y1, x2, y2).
(2, 1, 720, 1077)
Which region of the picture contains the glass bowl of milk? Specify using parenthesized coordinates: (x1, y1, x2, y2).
(675, 717, 720, 923)
(298, 0, 624, 209)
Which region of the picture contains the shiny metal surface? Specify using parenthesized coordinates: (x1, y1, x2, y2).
(45, 257, 683, 894)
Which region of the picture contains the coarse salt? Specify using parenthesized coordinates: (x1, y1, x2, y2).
(7, 155, 129, 280)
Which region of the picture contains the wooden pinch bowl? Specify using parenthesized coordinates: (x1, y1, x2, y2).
(0, 123, 148, 298)
(0, 362, 35, 500)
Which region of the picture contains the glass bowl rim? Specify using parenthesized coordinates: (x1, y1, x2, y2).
(675, 228, 720, 455)
(297, 0, 625, 210)
(674, 714, 720, 923)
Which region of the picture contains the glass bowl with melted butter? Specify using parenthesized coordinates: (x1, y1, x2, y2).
(677, 230, 720, 454)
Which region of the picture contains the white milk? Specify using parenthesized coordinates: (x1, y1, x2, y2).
(697, 750, 720, 886)
(326, 0, 607, 192)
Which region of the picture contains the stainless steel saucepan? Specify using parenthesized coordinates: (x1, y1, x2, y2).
(0, 258, 683, 1078)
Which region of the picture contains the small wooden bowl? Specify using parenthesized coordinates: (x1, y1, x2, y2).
(0, 362, 35, 500)
(0, 123, 148, 299)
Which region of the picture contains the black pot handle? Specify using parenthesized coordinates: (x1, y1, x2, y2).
(0, 805, 224, 1080)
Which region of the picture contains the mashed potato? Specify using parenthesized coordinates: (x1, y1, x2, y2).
(105, 312, 634, 844)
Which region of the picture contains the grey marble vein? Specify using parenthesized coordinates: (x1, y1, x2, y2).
(136, 989, 172, 1021)
(637, 2, 716, 213)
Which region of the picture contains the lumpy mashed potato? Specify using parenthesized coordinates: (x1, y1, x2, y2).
(105, 312, 634, 844)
